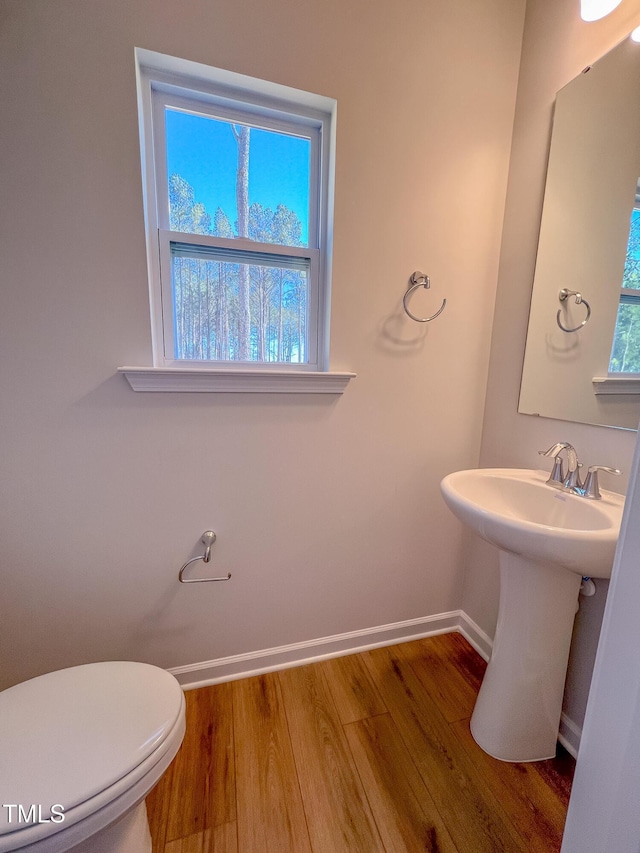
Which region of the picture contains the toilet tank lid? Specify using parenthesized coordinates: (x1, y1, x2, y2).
(0, 661, 184, 835)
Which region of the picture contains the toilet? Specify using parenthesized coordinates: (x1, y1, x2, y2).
(0, 661, 186, 852)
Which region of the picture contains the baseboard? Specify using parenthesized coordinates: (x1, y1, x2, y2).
(168, 609, 583, 756)
(170, 610, 462, 689)
(456, 611, 493, 661)
(558, 713, 581, 759)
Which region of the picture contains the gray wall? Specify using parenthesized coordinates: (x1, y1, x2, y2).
(0, 0, 524, 688)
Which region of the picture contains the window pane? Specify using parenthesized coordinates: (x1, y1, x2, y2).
(165, 109, 310, 247)
(609, 208, 640, 373)
(609, 302, 640, 373)
(171, 255, 309, 363)
(622, 209, 640, 290)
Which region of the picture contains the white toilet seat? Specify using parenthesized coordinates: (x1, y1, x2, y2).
(0, 662, 185, 853)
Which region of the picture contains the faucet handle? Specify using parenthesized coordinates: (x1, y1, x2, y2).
(582, 466, 622, 500)
(538, 445, 565, 486)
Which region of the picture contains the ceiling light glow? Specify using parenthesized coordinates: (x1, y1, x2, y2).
(580, 0, 623, 22)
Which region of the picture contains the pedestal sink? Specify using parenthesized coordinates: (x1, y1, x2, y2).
(440, 468, 624, 762)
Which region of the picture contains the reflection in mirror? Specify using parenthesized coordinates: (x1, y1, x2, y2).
(609, 192, 640, 373)
(519, 35, 640, 430)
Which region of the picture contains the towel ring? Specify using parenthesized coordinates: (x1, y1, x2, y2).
(403, 271, 447, 323)
(178, 530, 232, 583)
(557, 288, 591, 333)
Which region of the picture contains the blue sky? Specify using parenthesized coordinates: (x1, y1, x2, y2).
(165, 108, 310, 244)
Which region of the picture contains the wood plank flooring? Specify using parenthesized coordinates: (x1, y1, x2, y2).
(146, 632, 574, 853)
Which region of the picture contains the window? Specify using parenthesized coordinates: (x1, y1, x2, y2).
(135, 50, 338, 381)
(608, 205, 640, 374)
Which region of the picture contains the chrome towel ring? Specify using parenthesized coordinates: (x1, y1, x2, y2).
(557, 288, 591, 333)
(178, 530, 232, 583)
(403, 271, 447, 323)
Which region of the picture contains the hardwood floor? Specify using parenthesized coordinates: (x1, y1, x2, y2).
(146, 633, 574, 852)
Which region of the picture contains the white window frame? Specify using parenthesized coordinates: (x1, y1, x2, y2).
(127, 49, 353, 392)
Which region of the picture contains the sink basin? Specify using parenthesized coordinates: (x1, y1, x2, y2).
(441, 467, 624, 578)
(440, 467, 624, 762)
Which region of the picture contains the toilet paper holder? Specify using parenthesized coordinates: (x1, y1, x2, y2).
(178, 531, 232, 583)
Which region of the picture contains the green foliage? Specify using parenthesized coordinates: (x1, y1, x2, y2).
(213, 207, 234, 239)
(609, 210, 640, 373)
(609, 304, 640, 373)
(169, 174, 196, 231)
(249, 202, 303, 246)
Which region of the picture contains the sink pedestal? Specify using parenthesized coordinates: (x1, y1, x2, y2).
(470, 551, 582, 762)
(440, 467, 623, 761)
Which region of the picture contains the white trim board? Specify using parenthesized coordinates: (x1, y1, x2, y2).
(170, 610, 491, 689)
(168, 609, 582, 757)
(558, 712, 581, 760)
(118, 366, 355, 393)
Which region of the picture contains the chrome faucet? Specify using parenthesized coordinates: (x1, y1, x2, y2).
(539, 443, 621, 499)
(538, 442, 580, 490)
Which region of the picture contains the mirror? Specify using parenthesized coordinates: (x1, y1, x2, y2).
(519, 35, 640, 430)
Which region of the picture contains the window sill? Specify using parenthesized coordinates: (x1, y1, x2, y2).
(593, 375, 640, 396)
(118, 366, 356, 394)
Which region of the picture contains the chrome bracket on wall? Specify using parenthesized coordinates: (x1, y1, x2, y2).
(403, 271, 447, 322)
(178, 530, 232, 583)
(557, 288, 591, 333)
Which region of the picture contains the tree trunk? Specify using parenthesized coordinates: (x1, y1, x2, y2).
(232, 125, 251, 360)
(204, 262, 211, 360)
(278, 269, 283, 361)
